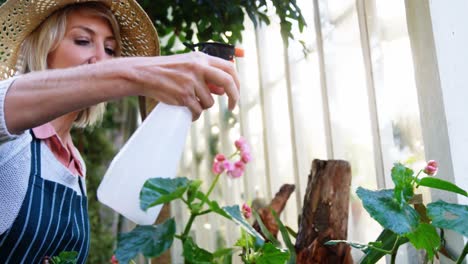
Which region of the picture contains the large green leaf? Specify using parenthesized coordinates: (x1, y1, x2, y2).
(256, 243, 290, 264)
(427, 200, 468, 237)
(417, 177, 468, 197)
(405, 223, 440, 260)
(140, 177, 191, 211)
(357, 187, 419, 235)
(224, 205, 265, 245)
(183, 237, 213, 264)
(115, 218, 176, 263)
(391, 163, 415, 206)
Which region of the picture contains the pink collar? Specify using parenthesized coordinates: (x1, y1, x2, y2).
(32, 123, 84, 177)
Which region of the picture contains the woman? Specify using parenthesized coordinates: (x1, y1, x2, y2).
(0, 0, 239, 263)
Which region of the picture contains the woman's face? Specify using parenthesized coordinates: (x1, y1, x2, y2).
(47, 9, 117, 69)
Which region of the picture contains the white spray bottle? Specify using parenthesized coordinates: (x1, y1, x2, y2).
(97, 103, 191, 225)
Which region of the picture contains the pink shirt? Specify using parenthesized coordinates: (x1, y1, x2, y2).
(32, 123, 84, 177)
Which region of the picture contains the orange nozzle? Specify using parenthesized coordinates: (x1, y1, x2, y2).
(235, 47, 245, 58)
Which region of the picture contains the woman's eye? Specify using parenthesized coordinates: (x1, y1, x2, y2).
(105, 47, 115, 56)
(74, 39, 90, 46)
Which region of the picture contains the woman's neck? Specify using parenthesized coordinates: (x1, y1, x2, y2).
(50, 112, 78, 143)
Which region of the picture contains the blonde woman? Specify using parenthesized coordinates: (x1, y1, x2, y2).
(0, 0, 239, 263)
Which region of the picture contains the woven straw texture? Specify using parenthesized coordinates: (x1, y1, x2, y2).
(0, 0, 160, 80)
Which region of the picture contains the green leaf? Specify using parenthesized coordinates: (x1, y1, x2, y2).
(115, 219, 176, 263)
(357, 187, 419, 235)
(209, 200, 232, 219)
(50, 251, 78, 264)
(360, 229, 409, 264)
(252, 211, 281, 246)
(427, 200, 468, 237)
(224, 205, 265, 245)
(194, 191, 232, 219)
(417, 177, 468, 197)
(140, 177, 191, 211)
(271, 209, 296, 263)
(256, 243, 290, 264)
(405, 223, 440, 260)
(359, 229, 408, 264)
(235, 229, 256, 249)
(183, 237, 213, 263)
(213, 247, 234, 263)
(187, 179, 203, 204)
(391, 163, 415, 206)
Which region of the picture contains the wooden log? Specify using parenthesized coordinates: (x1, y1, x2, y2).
(295, 159, 353, 264)
(253, 184, 295, 239)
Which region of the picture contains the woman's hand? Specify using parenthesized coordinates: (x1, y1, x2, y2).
(121, 52, 240, 120)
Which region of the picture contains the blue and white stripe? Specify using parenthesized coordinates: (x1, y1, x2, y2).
(0, 132, 90, 263)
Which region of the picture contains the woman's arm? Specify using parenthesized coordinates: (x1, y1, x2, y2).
(4, 52, 240, 134)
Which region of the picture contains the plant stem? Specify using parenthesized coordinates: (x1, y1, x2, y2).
(181, 173, 222, 240)
(205, 173, 221, 199)
(181, 213, 197, 240)
(413, 169, 422, 187)
(456, 242, 468, 264)
(366, 245, 393, 255)
(391, 251, 397, 264)
(390, 236, 402, 264)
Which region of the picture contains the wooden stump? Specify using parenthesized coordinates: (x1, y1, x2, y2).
(295, 159, 353, 264)
(253, 184, 295, 238)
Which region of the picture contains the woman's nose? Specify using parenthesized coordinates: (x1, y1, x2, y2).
(88, 45, 110, 64)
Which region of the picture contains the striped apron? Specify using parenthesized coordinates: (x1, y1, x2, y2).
(0, 132, 90, 263)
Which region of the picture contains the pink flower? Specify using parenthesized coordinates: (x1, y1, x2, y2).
(227, 161, 245, 178)
(110, 255, 119, 264)
(242, 203, 252, 219)
(222, 160, 234, 172)
(212, 161, 224, 174)
(235, 137, 248, 151)
(424, 160, 438, 176)
(215, 153, 226, 162)
(241, 152, 252, 164)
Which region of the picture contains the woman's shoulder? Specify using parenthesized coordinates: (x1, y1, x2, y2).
(0, 131, 32, 167)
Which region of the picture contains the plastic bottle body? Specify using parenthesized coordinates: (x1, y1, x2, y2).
(97, 103, 192, 225)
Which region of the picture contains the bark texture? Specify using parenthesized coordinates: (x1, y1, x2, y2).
(295, 159, 353, 264)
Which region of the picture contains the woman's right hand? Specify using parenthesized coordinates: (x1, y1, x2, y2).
(119, 52, 241, 120)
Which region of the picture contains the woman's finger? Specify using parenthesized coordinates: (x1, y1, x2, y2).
(201, 63, 239, 110)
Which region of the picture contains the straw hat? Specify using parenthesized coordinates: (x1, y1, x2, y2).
(0, 0, 160, 80)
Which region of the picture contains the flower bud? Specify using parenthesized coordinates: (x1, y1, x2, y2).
(424, 160, 438, 176)
(235, 137, 247, 151)
(215, 153, 226, 162)
(241, 152, 252, 163)
(242, 203, 252, 219)
(212, 161, 224, 174)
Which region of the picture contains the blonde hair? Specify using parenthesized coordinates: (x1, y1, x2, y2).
(17, 2, 122, 128)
